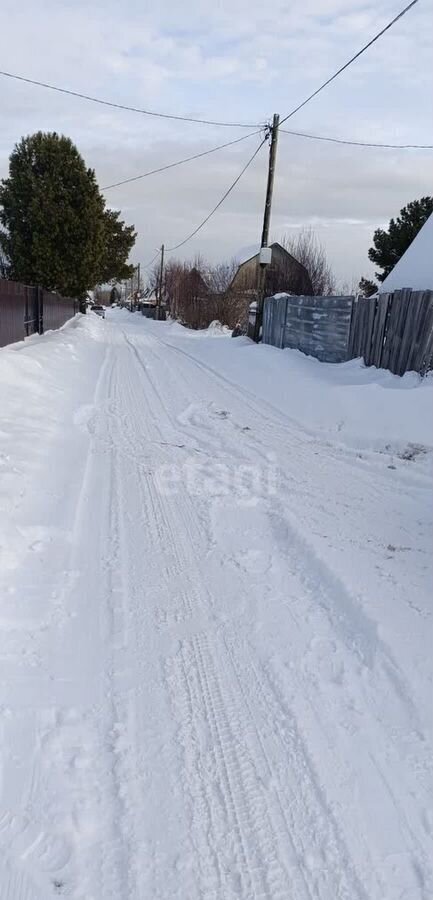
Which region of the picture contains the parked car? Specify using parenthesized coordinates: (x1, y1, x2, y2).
(92, 305, 105, 319)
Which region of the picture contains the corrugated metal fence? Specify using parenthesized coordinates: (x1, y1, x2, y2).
(0, 280, 77, 348)
(263, 293, 353, 363)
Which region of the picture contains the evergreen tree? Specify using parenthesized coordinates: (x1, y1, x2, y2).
(0, 131, 136, 298)
(358, 277, 378, 297)
(98, 209, 136, 285)
(368, 197, 433, 282)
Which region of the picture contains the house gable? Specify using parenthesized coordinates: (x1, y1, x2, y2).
(231, 242, 313, 295)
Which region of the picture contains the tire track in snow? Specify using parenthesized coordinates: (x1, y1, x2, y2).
(68, 346, 131, 900)
(0, 866, 36, 900)
(66, 346, 136, 899)
(89, 337, 220, 897)
(101, 330, 317, 896)
(223, 633, 369, 900)
(127, 325, 431, 894)
(142, 340, 427, 742)
(165, 632, 293, 900)
(111, 334, 215, 598)
(0, 809, 71, 900)
(165, 380, 431, 873)
(75, 317, 431, 898)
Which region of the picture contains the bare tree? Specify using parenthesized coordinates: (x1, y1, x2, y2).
(154, 255, 252, 330)
(280, 228, 337, 295)
(206, 260, 238, 295)
(338, 275, 361, 295)
(146, 261, 161, 296)
(158, 256, 239, 329)
(160, 258, 207, 327)
(205, 259, 250, 328)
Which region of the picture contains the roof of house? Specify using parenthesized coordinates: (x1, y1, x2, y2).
(380, 214, 433, 292)
(230, 241, 313, 294)
(233, 241, 292, 269)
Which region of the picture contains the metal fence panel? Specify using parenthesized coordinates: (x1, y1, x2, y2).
(42, 290, 77, 332)
(0, 280, 38, 347)
(282, 295, 353, 363)
(263, 293, 353, 363)
(0, 280, 77, 348)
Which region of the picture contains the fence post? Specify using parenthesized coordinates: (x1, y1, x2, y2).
(24, 287, 30, 337)
(281, 294, 289, 348)
(247, 301, 257, 340)
(37, 286, 44, 334)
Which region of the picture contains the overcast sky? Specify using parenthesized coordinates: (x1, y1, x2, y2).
(1, 0, 432, 286)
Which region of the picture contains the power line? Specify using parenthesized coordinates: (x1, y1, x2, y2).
(0, 2, 423, 145)
(102, 130, 262, 190)
(142, 250, 161, 269)
(0, 69, 259, 129)
(166, 136, 267, 252)
(280, 0, 419, 126)
(280, 127, 433, 150)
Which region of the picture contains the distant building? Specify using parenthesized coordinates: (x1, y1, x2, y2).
(94, 287, 116, 304)
(230, 242, 313, 296)
(380, 214, 433, 293)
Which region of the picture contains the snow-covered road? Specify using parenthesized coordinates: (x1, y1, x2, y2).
(1, 310, 432, 900)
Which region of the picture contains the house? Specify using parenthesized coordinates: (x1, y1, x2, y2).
(379, 214, 433, 292)
(230, 242, 313, 296)
(93, 287, 115, 304)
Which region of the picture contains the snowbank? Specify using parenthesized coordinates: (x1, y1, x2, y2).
(205, 320, 232, 336)
(0, 314, 106, 591)
(242, 345, 433, 453)
(137, 313, 433, 455)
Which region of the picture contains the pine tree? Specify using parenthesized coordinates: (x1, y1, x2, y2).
(368, 197, 433, 282)
(0, 131, 136, 298)
(358, 277, 378, 297)
(98, 209, 136, 285)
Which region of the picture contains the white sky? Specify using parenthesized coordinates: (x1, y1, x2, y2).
(1, 0, 432, 286)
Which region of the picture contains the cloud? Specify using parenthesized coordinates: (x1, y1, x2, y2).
(1, 0, 432, 285)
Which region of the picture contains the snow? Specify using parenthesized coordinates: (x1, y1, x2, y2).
(0, 309, 432, 899)
(380, 213, 433, 292)
(232, 243, 260, 266)
(233, 242, 281, 267)
(204, 319, 231, 335)
(153, 317, 433, 454)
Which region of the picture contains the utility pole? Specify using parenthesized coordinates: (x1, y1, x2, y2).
(137, 262, 141, 298)
(253, 113, 280, 342)
(156, 243, 165, 319)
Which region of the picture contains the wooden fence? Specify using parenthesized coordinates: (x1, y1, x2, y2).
(348, 289, 433, 376)
(0, 280, 78, 348)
